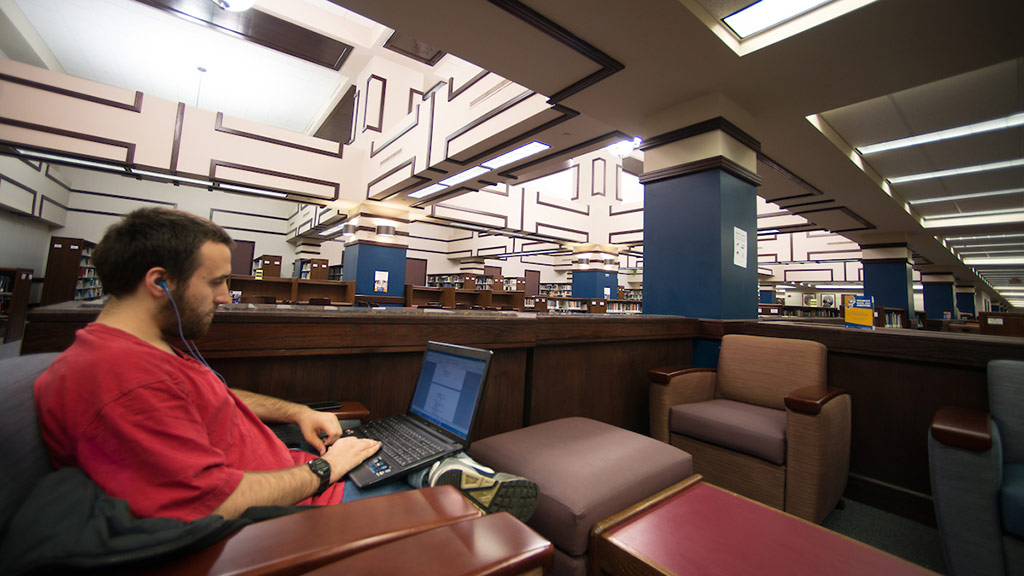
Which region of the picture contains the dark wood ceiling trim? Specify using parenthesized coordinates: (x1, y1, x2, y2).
(370, 105, 420, 158)
(445, 104, 579, 170)
(444, 90, 537, 160)
(216, 112, 343, 158)
(642, 116, 761, 153)
(449, 71, 491, 101)
(797, 205, 875, 232)
(363, 75, 387, 133)
(487, 0, 623, 105)
(171, 102, 185, 171)
(0, 72, 143, 112)
(132, 0, 352, 70)
(0, 117, 136, 165)
(313, 85, 356, 145)
(639, 155, 762, 187)
(210, 159, 339, 202)
(758, 153, 823, 202)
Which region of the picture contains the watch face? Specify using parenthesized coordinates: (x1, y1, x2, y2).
(309, 458, 330, 477)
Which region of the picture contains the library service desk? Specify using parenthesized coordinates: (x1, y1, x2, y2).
(592, 476, 938, 576)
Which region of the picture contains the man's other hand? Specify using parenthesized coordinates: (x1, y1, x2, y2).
(322, 437, 381, 482)
(295, 407, 344, 455)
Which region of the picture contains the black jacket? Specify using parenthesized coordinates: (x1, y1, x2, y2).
(0, 467, 307, 575)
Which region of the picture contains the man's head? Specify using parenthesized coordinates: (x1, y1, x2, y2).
(94, 208, 235, 339)
(94, 208, 234, 296)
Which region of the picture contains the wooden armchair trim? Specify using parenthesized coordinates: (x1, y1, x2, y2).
(312, 512, 553, 576)
(321, 401, 370, 422)
(649, 366, 716, 385)
(144, 485, 480, 576)
(930, 406, 992, 452)
(784, 386, 847, 415)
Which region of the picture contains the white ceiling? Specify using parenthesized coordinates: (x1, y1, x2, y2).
(9, 0, 386, 134)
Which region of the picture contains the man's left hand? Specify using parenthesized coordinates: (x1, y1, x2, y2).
(295, 408, 343, 455)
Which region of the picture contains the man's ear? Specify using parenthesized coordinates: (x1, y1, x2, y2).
(143, 268, 170, 299)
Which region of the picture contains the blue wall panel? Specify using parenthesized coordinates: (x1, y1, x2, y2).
(343, 243, 406, 299)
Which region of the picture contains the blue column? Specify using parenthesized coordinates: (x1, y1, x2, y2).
(760, 289, 775, 304)
(572, 270, 618, 299)
(343, 242, 406, 302)
(644, 169, 757, 321)
(922, 274, 956, 320)
(861, 245, 915, 319)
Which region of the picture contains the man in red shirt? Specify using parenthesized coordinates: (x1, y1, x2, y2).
(34, 208, 535, 522)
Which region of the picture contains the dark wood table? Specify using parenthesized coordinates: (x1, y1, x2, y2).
(593, 476, 938, 576)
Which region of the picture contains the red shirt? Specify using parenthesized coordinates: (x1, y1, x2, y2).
(34, 323, 343, 521)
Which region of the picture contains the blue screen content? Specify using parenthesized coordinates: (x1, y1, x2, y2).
(409, 350, 485, 438)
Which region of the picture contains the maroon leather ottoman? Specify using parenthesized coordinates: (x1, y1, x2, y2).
(469, 417, 693, 576)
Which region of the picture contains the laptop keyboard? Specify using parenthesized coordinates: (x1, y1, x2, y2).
(359, 417, 450, 467)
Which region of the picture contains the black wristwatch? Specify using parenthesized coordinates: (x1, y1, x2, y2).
(307, 458, 331, 496)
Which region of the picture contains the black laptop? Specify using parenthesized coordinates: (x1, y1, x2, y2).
(345, 341, 493, 488)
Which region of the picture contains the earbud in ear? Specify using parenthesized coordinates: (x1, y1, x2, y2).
(157, 279, 170, 293)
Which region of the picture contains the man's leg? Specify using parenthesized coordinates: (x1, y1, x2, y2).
(424, 452, 538, 523)
(340, 478, 411, 503)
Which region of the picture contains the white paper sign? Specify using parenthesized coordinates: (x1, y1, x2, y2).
(374, 270, 389, 293)
(733, 227, 748, 268)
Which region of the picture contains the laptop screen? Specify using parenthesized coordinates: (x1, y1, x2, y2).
(408, 345, 490, 439)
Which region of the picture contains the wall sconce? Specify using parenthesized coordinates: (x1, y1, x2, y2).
(376, 225, 396, 237)
(341, 224, 358, 236)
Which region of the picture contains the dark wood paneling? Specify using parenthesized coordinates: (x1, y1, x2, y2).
(529, 338, 693, 433)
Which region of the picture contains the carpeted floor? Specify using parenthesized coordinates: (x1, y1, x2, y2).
(823, 499, 947, 574)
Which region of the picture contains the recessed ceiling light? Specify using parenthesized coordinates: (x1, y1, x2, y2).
(132, 168, 213, 187)
(907, 186, 1024, 205)
(439, 166, 490, 187)
(723, 0, 832, 39)
(858, 112, 1024, 155)
(408, 183, 448, 199)
(963, 257, 1024, 265)
(482, 141, 550, 170)
(210, 0, 256, 12)
(219, 183, 288, 198)
(16, 148, 126, 172)
(889, 158, 1024, 184)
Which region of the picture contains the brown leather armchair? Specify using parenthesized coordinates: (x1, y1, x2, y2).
(649, 334, 851, 523)
(1, 352, 552, 575)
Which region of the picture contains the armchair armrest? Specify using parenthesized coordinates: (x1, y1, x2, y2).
(310, 512, 553, 576)
(784, 386, 847, 415)
(930, 406, 991, 452)
(144, 485, 480, 576)
(648, 366, 715, 385)
(649, 367, 717, 443)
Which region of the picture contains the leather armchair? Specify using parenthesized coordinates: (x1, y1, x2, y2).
(1, 352, 552, 575)
(928, 359, 1024, 576)
(649, 334, 851, 523)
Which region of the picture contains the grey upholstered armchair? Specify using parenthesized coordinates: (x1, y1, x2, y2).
(929, 359, 1024, 576)
(649, 334, 851, 523)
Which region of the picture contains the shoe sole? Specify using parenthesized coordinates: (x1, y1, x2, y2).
(434, 469, 538, 523)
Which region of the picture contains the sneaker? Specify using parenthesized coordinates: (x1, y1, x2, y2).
(428, 458, 538, 522)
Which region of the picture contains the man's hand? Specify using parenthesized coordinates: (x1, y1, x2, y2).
(321, 437, 381, 482)
(295, 407, 344, 455)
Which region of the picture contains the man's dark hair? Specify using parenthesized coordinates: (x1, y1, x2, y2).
(93, 208, 235, 296)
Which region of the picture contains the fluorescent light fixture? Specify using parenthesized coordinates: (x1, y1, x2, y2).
(409, 184, 448, 199)
(957, 248, 1024, 256)
(914, 284, 924, 291)
(482, 141, 550, 169)
(210, 0, 256, 11)
(963, 257, 1024, 266)
(858, 112, 1024, 155)
(908, 186, 1024, 206)
(946, 232, 1024, 242)
(815, 284, 862, 290)
(723, 0, 832, 38)
(889, 158, 1024, 184)
(606, 137, 642, 159)
(439, 166, 490, 187)
(776, 284, 795, 289)
(758, 229, 781, 235)
(319, 223, 348, 236)
(218, 183, 288, 198)
(16, 148, 126, 172)
(132, 169, 213, 187)
(927, 207, 1024, 221)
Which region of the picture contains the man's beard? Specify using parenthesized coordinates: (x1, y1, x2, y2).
(160, 286, 214, 341)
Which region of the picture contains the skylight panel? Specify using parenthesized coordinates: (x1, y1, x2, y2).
(723, 0, 833, 39)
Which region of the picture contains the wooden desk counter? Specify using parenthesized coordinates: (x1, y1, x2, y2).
(22, 302, 698, 440)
